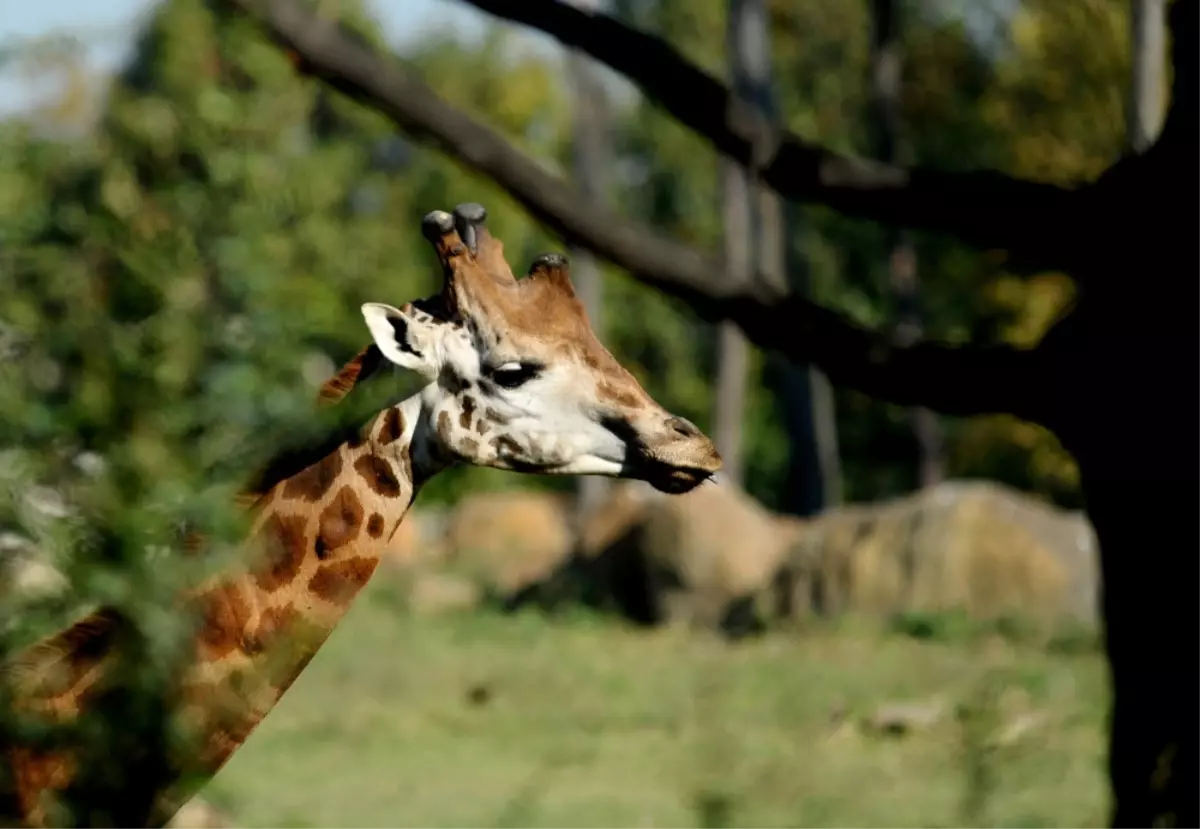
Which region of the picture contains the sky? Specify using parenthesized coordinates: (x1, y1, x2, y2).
(0, 0, 558, 115)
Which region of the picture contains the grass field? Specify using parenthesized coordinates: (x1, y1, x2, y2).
(203, 571, 1110, 828)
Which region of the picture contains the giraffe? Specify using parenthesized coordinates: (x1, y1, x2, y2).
(0, 202, 722, 828)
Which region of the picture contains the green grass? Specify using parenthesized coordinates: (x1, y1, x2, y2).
(204, 573, 1110, 828)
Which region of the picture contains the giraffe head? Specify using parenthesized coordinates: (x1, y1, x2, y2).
(360, 203, 721, 494)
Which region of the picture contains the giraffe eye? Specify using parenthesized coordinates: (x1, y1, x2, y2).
(489, 362, 540, 389)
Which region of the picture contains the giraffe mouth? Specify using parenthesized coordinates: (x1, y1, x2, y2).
(640, 461, 716, 495)
(600, 415, 721, 494)
(600, 415, 720, 491)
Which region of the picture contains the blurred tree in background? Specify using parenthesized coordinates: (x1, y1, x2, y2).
(600, 0, 1126, 509)
(0, 0, 1133, 657)
(1, 0, 1129, 565)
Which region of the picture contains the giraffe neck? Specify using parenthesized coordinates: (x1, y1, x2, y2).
(167, 393, 444, 805)
(1, 394, 457, 828)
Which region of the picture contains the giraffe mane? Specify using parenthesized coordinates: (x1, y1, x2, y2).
(315, 344, 385, 408)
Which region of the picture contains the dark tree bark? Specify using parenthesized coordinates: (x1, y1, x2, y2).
(868, 0, 943, 489)
(223, 0, 1200, 824)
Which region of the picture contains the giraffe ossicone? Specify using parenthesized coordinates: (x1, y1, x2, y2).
(0, 202, 720, 829)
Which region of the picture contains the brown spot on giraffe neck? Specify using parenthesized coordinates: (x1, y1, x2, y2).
(366, 513, 385, 538)
(253, 513, 309, 592)
(315, 486, 364, 559)
(353, 455, 403, 498)
(377, 407, 406, 445)
(308, 557, 378, 605)
(281, 451, 343, 502)
(196, 584, 252, 660)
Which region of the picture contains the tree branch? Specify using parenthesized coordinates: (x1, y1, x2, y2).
(717, 293, 1046, 419)
(459, 0, 1084, 276)
(221, 0, 1046, 422)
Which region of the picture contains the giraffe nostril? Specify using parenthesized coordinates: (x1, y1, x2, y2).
(667, 416, 701, 439)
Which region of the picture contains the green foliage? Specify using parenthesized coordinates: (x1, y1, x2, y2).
(0, 0, 1114, 572)
(603, 0, 1119, 509)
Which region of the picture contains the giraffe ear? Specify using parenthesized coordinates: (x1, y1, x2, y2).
(360, 302, 441, 381)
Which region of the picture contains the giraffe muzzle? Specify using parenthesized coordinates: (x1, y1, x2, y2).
(607, 414, 723, 494)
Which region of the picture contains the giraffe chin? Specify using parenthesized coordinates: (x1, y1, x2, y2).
(641, 464, 715, 495)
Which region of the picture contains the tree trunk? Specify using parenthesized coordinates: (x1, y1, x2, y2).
(723, 0, 841, 507)
(771, 204, 843, 517)
(869, 0, 943, 489)
(1076, 4, 1191, 824)
(564, 0, 611, 520)
(714, 162, 751, 487)
(1045, 262, 1198, 826)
